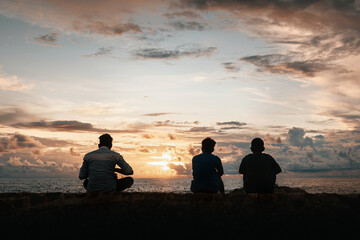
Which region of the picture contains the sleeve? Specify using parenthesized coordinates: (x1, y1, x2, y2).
(239, 156, 246, 174)
(116, 154, 133, 175)
(270, 155, 282, 174)
(216, 156, 224, 177)
(79, 156, 89, 179)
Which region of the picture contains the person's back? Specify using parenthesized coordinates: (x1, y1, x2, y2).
(79, 134, 133, 193)
(192, 153, 223, 193)
(239, 138, 281, 193)
(191, 138, 224, 193)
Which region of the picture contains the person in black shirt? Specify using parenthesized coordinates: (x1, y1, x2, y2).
(239, 138, 282, 193)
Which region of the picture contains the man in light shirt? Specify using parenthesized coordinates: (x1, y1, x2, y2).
(79, 134, 134, 193)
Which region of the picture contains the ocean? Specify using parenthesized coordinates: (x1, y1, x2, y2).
(1, 176, 360, 194)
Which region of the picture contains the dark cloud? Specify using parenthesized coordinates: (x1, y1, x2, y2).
(325, 110, 360, 128)
(34, 137, 74, 147)
(222, 62, 240, 72)
(13, 120, 93, 131)
(163, 10, 203, 19)
(0, 153, 79, 178)
(187, 126, 215, 133)
(217, 121, 247, 126)
(152, 120, 199, 128)
(180, 0, 360, 32)
(180, 0, 360, 80)
(241, 54, 330, 77)
(134, 45, 216, 59)
(0, 133, 43, 154)
(169, 20, 207, 31)
(73, 21, 142, 36)
(84, 47, 114, 57)
(34, 32, 59, 46)
(142, 112, 175, 117)
(264, 133, 282, 144)
(288, 127, 314, 149)
(12, 120, 141, 133)
(217, 121, 247, 130)
(0, 107, 36, 125)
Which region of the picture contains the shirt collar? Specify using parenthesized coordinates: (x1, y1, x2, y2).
(99, 146, 109, 150)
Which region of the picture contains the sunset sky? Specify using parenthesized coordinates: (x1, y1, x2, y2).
(1, 0, 360, 178)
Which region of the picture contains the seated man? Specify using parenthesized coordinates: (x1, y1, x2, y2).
(79, 133, 134, 193)
(191, 137, 225, 193)
(239, 138, 282, 193)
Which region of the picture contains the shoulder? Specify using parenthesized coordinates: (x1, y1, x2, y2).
(83, 149, 99, 158)
(242, 154, 254, 161)
(109, 150, 124, 160)
(192, 154, 202, 161)
(262, 153, 275, 160)
(211, 154, 221, 161)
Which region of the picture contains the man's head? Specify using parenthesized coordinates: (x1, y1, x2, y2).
(251, 138, 265, 153)
(98, 133, 113, 149)
(201, 137, 216, 153)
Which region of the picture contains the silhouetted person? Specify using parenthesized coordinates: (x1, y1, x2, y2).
(239, 138, 281, 193)
(191, 137, 225, 193)
(79, 133, 134, 193)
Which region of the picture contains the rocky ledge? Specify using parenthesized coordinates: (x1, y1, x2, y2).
(1, 187, 359, 238)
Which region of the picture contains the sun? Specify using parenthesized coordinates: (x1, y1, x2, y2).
(147, 161, 171, 170)
(147, 152, 185, 171)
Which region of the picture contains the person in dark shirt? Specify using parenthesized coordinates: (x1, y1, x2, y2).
(239, 138, 282, 193)
(191, 137, 225, 193)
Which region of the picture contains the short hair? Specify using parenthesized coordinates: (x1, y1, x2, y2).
(251, 138, 264, 152)
(201, 137, 216, 153)
(99, 133, 113, 147)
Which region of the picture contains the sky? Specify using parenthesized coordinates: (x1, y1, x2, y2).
(0, 0, 360, 178)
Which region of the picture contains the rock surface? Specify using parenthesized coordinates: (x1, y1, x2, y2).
(1, 190, 359, 238)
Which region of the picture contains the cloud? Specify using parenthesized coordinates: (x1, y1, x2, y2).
(188, 144, 200, 156)
(0, 154, 79, 177)
(0, 67, 33, 92)
(169, 20, 207, 31)
(0, 133, 43, 155)
(134, 45, 216, 59)
(84, 47, 114, 57)
(163, 10, 203, 19)
(325, 110, 360, 128)
(168, 133, 178, 140)
(178, 0, 360, 128)
(0, 0, 153, 37)
(0, 107, 37, 125)
(69, 147, 80, 156)
(142, 112, 175, 117)
(263, 134, 282, 145)
(217, 121, 247, 130)
(33, 32, 59, 46)
(288, 127, 314, 149)
(167, 162, 191, 175)
(222, 62, 241, 72)
(12, 120, 141, 133)
(187, 126, 215, 133)
(152, 120, 197, 128)
(142, 134, 154, 139)
(241, 54, 331, 77)
(73, 21, 142, 37)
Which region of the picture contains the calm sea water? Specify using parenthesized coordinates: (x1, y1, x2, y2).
(1, 177, 360, 194)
